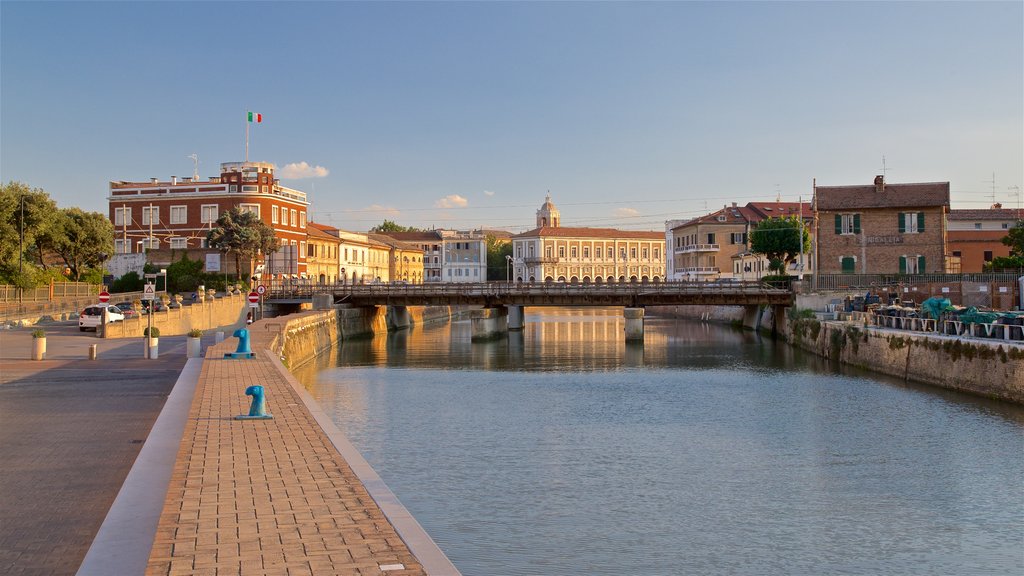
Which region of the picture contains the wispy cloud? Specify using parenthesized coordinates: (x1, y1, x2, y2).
(435, 194, 468, 208)
(614, 207, 641, 218)
(483, 190, 495, 197)
(278, 161, 330, 179)
(358, 204, 400, 218)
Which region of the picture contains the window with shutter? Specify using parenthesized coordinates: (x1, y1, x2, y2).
(898, 213, 906, 233)
(917, 212, 925, 232)
(899, 256, 907, 274)
(917, 255, 926, 273)
(841, 256, 856, 273)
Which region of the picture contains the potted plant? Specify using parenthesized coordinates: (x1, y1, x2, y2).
(187, 328, 203, 358)
(144, 326, 160, 359)
(31, 329, 46, 361)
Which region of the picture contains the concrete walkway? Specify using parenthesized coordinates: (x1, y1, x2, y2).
(124, 325, 454, 575)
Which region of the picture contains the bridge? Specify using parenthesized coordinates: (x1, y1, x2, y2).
(267, 281, 794, 341)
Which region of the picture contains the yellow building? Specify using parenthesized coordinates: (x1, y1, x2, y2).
(511, 195, 666, 283)
(369, 233, 425, 283)
(306, 223, 341, 284)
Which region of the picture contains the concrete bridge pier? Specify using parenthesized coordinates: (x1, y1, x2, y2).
(471, 307, 508, 341)
(624, 307, 645, 342)
(386, 305, 412, 332)
(742, 305, 763, 331)
(507, 305, 525, 331)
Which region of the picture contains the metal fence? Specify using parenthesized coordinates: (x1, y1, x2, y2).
(812, 273, 1022, 291)
(0, 282, 100, 302)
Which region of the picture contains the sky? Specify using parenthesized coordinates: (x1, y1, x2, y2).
(2, 1, 1022, 233)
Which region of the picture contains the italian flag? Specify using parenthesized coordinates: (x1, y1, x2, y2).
(247, 111, 262, 123)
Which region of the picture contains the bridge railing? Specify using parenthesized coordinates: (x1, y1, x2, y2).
(269, 280, 790, 300)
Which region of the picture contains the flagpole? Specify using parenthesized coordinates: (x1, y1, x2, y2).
(245, 110, 249, 162)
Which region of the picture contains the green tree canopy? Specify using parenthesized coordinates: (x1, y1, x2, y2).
(48, 207, 115, 281)
(485, 235, 513, 281)
(749, 216, 812, 275)
(370, 219, 420, 233)
(1002, 220, 1024, 257)
(206, 207, 280, 278)
(0, 182, 59, 274)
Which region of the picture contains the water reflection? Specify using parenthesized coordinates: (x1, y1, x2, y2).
(292, 307, 1024, 576)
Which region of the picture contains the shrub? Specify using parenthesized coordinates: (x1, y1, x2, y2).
(143, 326, 160, 338)
(31, 329, 46, 338)
(188, 329, 203, 338)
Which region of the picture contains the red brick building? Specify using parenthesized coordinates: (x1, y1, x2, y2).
(947, 206, 1023, 272)
(814, 176, 950, 274)
(107, 161, 310, 276)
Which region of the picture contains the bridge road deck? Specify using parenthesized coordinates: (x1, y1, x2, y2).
(269, 281, 795, 308)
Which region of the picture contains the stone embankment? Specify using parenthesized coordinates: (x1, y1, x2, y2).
(651, 303, 1024, 404)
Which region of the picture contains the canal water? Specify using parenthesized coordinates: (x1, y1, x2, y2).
(292, 308, 1024, 576)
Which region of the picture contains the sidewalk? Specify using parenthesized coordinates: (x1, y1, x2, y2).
(136, 325, 450, 575)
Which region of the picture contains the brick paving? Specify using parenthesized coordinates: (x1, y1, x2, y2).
(145, 328, 428, 576)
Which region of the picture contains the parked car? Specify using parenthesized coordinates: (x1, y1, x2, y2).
(140, 300, 166, 314)
(114, 302, 139, 319)
(79, 304, 126, 331)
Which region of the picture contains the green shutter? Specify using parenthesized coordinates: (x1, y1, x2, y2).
(853, 214, 861, 234)
(918, 255, 926, 273)
(841, 256, 855, 273)
(918, 212, 925, 232)
(898, 213, 906, 233)
(899, 256, 907, 274)
(834, 214, 842, 235)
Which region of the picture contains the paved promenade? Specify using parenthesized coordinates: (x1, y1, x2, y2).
(135, 324, 445, 575)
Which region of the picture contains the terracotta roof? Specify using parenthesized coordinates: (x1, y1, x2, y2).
(306, 225, 341, 242)
(949, 208, 1023, 221)
(308, 222, 339, 234)
(746, 202, 814, 220)
(815, 181, 950, 210)
(367, 233, 424, 252)
(376, 231, 443, 242)
(513, 226, 664, 240)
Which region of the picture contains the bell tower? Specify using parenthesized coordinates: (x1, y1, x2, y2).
(536, 193, 560, 228)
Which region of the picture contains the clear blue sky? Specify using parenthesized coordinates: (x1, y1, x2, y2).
(2, 1, 1021, 232)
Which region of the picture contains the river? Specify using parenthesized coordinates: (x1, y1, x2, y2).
(291, 307, 1024, 576)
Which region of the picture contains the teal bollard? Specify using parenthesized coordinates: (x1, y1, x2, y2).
(235, 385, 273, 420)
(223, 328, 255, 359)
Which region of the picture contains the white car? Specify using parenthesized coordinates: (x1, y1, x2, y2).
(79, 304, 125, 331)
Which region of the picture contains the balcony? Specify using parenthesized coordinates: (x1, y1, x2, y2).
(681, 266, 719, 275)
(674, 244, 720, 254)
(524, 256, 560, 265)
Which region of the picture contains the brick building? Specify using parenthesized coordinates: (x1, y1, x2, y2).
(814, 176, 950, 274)
(108, 161, 309, 277)
(947, 205, 1023, 272)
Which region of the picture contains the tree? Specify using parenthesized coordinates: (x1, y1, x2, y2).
(206, 207, 279, 278)
(1002, 220, 1024, 257)
(485, 235, 513, 281)
(749, 216, 812, 275)
(370, 219, 420, 233)
(0, 182, 59, 284)
(48, 208, 114, 281)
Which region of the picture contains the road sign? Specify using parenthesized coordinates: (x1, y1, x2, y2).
(143, 283, 156, 301)
(256, 284, 266, 295)
(248, 291, 259, 304)
(98, 291, 110, 303)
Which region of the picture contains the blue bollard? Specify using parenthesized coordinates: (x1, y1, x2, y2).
(235, 385, 273, 420)
(223, 328, 256, 359)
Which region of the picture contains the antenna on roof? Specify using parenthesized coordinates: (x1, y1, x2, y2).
(775, 184, 781, 203)
(880, 155, 889, 178)
(188, 154, 199, 180)
(984, 172, 996, 206)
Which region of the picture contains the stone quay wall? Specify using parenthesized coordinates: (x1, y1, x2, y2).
(102, 294, 248, 338)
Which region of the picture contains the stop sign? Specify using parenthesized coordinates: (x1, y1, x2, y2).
(99, 291, 110, 303)
(248, 291, 259, 304)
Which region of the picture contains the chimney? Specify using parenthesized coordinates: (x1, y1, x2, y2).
(732, 202, 737, 207)
(874, 175, 885, 192)
(992, 203, 1002, 209)
(171, 176, 177, 185)
(150, 178, 159, 184)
